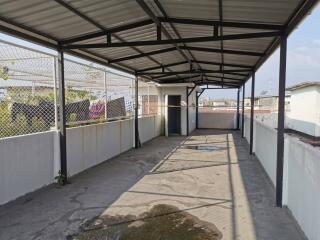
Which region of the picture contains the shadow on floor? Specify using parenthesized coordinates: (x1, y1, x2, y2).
(0, 129, 306, 240)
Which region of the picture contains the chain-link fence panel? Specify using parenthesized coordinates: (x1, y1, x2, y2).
(106, 72, 134, 120)
(0, 40, 57, 138)
(63, 60, 106, 127)
(137, 81, 160, 116)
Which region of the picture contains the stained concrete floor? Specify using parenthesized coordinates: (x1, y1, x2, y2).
(0, 129, 306, 240)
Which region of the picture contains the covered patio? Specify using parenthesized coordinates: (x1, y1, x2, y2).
(0, 130, 305, 239)
(0, 0, 319, 239)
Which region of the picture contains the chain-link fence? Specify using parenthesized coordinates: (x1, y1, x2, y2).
(138, 80, 159, 116)
(0, 41, 56, 138)
(0, 40, 160, 139)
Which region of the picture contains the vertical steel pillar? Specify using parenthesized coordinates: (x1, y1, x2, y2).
(52, 57, 58, 129)
(135, 76, 140, 148)
(186, 87, 189, 136)
(250, 72, 255, 155)
(196, 93, 199, 129)
(276, 35, 287, 207)
(241, 84, 245, 138)
(57, 49, 67, 184)
(104, 71, 108, 120)
(236, 88, 240, 130)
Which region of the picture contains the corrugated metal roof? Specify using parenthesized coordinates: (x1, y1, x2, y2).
(0, 0, 318, 87)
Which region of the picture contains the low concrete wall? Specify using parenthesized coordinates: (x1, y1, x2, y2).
(242, 118, 320, 240)
(66, 119, 134, 176)
(254, 121, 277, 186)
(139, 115, 162, 144)
(0, 116, 162, 205)
(285, 137, 320, 240)
(67, 116, 162, 176)
(198, 112, 236, 129)
(0, 131, 56, 205)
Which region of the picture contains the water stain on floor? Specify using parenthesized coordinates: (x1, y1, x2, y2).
(181, 145, 228, 151)
(67, 204, 222, 240)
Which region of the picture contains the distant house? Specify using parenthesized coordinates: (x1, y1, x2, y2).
(286, 81, 320, 137)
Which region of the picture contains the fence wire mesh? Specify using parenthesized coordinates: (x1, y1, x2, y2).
(0, 41, 56, 138)
(0, 40, 160, 139)
(138, 80, 159, 116)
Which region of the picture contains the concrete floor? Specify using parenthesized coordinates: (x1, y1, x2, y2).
(0, 129, 305, 240)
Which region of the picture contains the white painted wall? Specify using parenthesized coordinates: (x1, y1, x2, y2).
(138, 115, 163, 144)
(254, 121, 277, 186)
(288, 85, 320, 137)
(0, 131, 56, 205)
(285, 137, 320, 240)
(0, 116, 162, 205)
(67, 116, 162, 176)
(198, 112, 236, 129)
(159, 85, 197, 135)
(242, 117, 320, 240)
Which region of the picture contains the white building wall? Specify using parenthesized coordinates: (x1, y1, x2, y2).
(0, 116, 162, 205)
(285, 137, 320, 240)
(159, 85, 197, 135)
(241, 118, 320, 240)
(288, 86, 320, 136)
(0, 131, 56, 205)
(198, 112, 236, 129)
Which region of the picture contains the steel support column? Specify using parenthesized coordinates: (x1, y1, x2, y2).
(186, 87, 189, 136)
(135, 76, 140, 148)
(196, 93, 199, 129)
(250, 72, 255, 154)
(57, 49, 67, 184)
(276, 35, 287, 207)
(241, 84, 245, 138)
(236, 87, 240, 130)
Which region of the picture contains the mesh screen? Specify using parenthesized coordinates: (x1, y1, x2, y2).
(0, 41, 56, 138)
(0, 40, 160, 139)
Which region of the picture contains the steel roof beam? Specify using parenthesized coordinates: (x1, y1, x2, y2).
(153, 0, 205, 80)
(181, 46, 264, 56)
(159, 17, 285, 30)
(109, 47, 177, 63)
(156, 75, 201, 83)
(62, 31, 281, 49)
(60, 19, 154, 44)
(138, 69, 250, 76)
(137, 61, 189, 72)
(193, 60, 253, 69)
(136, 0, 192, 67)
(54, 0, 177, 79)
(110, 45, 263, 63)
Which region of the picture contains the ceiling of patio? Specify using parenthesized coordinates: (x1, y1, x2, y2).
(0, 0, 317, 87)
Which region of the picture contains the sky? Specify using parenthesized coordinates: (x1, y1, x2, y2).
(0, 4, 319, 100)
(201, 4, 320, 100)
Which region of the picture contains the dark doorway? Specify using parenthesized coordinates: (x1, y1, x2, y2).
(168, 95, 181, 135)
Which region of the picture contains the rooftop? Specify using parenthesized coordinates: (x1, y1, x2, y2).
(286, 81, 320, 91)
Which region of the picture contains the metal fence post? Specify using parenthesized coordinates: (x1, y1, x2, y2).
(147, 84, 150, 115)
(135, 75, 140, 148)
(186, 87, 189, 136)
(241, 84, 245, 138)
(276, 35, 287, 207)
(104, 71, 108, 120)
(196, 93, 199, 129)
(250, 72, 255, 155)
(52, 57, 59, 129)
(57, 49, 67, 184)
(236, 87, 240, 130)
